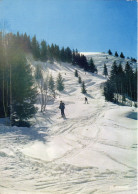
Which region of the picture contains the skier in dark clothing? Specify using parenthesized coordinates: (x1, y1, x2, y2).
(85, 97, 88, 104)
(59, 101, 65, 117)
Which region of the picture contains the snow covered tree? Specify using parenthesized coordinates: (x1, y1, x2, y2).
(103, 63, 108, 77)
(56, 73, 64, 91)
(81, 81, 87, 94)
(75, 69, 78, 77)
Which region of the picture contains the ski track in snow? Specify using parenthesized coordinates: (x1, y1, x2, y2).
(0, 53, 137, 194)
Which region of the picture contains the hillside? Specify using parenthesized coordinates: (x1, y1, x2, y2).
(81, 52, 137, 71)
(0, 52, 137, 194)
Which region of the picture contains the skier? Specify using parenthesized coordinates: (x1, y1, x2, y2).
(59, 101, 65, 117)
(85, 97, 88, 104)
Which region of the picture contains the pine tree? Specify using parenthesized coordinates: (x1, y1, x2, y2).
(11, 53, 37, 126)
(124, 62, 134, 100)
(72, 49, 76, 65)
(120, 52, 125, 58)
(75, 52, 81, 66)
(103, 63, 108, 77)
(50, 43, 55, 60)
(81, 81, 87, 94)
(104, 80, 114, 102)
(115, 51, 118, 57)
(88, 58, 97, 73)
(78, 76, 82, 84)
(75, 69, 78, 77)
(131, 57, 137, 63)
(65, 47, 72, 63)
(48, 44, 54, 63)
(122, 95, 126, 104)
(40, 40, 47, 61)
(56, 73, 64, 91)
(133, 68, 137, 101)
(60, 47, 66, 62)
(54, 44, 60, 62)
(108, 49, 112, 55)
(110, 61, 118, 79)
(49, 74, 55, 97)
(0, 33, 38, 126)
(0, 32, 8, 118)
(31, 35, 40, 59)
(80, 55, 88, 71)
(116, 63, 125, 94)
(103, 61, 118, 103)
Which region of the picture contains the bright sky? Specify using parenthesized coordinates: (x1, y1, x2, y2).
(0, 0, 137, 58)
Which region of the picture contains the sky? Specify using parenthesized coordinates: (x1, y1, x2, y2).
(0, 0, 137, 58)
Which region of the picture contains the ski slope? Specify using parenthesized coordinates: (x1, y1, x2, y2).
(0, 53, 137, 194)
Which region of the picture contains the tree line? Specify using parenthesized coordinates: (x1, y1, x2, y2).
(108, 49, 137, 62)
(12, 32, 73, 63)
(13, 32, 98, 73)
(103, 61, 137, 106)
(72, 50, 97, 73)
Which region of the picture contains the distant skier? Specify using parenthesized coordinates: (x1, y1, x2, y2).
(59, 101, 65, 117)
(85, 97, 88, 104)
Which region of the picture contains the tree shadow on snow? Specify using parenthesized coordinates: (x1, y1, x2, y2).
(20, 127, 48, 142)
(126, 112, 137, 120)
(85, 93, 94, 99)
(0, 125, 48, 143)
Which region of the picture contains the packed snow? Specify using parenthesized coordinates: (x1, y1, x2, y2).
(0, 52, 137, 194)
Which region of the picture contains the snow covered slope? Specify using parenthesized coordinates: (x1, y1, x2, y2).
(0, 52, 137, 194)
